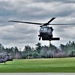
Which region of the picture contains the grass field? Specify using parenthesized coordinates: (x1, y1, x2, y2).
(0, 58, 75, 72)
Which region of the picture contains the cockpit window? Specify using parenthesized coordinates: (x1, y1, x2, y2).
(43, 28, 47, 31)
(40, 27, 48, 32)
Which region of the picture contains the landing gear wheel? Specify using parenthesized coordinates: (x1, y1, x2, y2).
(39, 37, 41, 40)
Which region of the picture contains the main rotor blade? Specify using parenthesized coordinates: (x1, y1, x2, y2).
(8, 20, 42, 25)
(49, 24, 75, 25)
(47, 17, 56, 24)
(8, 20, 75, 26)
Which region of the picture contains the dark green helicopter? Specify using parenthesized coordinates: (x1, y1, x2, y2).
(8, 17, 75, 41)
(0, 52, 13, 64)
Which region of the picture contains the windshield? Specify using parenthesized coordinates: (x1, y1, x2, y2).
(40, 27, 48, 32)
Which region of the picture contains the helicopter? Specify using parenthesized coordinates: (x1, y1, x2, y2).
(0, 52, 13, 64)
(8, 17, 75, 41)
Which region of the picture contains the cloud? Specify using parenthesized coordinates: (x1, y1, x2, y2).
(0, 0, 75, 21)
(0, 0, 75, 48)
(33, 0, 75, 3)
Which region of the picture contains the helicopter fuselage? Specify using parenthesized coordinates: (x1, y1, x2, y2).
(8, 17, 61, 41)
(38, 26, 60, 41)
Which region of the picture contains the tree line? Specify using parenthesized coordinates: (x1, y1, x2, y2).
(0, 41, 75, 59)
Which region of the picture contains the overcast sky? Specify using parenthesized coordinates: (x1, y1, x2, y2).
(0, 0, 75, 49)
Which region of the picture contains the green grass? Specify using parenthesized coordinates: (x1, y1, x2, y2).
(0, 58, 75, 72)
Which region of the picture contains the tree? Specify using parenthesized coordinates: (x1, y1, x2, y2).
(5, 47, 13, 53)
(40, 47, 48, 58)
(14, 47, 19, 53)
(70, 51, 75, 57)
(0, 43, 5, 52)
(49, 43, 58, 52)
(23, 45, 32, 58)
(60, 44, 65, 51)
(36, 42, 42, 53)
(32, 50, 40, 58)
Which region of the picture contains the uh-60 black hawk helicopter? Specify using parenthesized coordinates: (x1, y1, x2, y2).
(8, 17, 75, 42)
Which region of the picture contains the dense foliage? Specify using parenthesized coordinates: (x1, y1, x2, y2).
(0, 41, 75, 59)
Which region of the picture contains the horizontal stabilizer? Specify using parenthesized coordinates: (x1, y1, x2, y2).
(51, 37, 60, 40)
